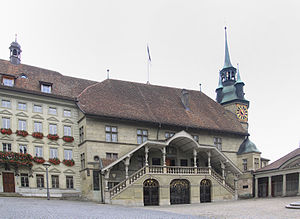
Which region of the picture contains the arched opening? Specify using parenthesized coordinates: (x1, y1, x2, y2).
(143, 179, 159, 206)
(170, 179, 190, 205)
(200, 179, 211, 203)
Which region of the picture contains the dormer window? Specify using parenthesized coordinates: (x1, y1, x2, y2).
(40, 81, 52, 93)
(20, 74, 27, 79)
(2, 77, 14, 87)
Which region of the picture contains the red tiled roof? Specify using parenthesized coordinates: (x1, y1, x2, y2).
(78, 79, 248, 135)
(0, 59, 97, 99)
(256, 148, 300, 172)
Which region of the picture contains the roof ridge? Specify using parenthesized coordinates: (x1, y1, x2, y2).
(77, 81, 100, 98)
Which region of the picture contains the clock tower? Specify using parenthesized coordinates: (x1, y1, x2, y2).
(216, 27, 249, 131)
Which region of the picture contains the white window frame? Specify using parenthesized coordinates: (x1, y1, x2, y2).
(19, 144, 28, 154)
(63, 109, 71, 117)
(35, 146, 43, 157)
(64, 125, 72, 136)
(50, 148, 58, 159)
(48, 107, 57, 115)
(18, 119, 27, 131)
(137, 129, 148, 144)
(1, 100, 11, 108)
(3, 77, 14, 87)
(17, 102, 27, 111)
(64, 149, 73, 160)
(49, 124, 57, 135)
(2, 117, 10, 129)
(3, 143, 12, 152)
(41, 84, 51, 93)
(34, 121, 43, 133)
(33, 104, 42, 113)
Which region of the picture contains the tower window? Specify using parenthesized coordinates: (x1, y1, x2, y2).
(242, 159, 248, 171)
(13, 49, 17, 56)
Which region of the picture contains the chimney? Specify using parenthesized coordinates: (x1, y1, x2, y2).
(181, 89, 190, 111)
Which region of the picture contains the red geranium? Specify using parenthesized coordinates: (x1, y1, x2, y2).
(62, 159, 75, 167)
(49, 158, 60, 165)
(32, 132, 43, 139)
(47, 134, 59, 141)
(16, 130, 29, 137)
(0, 128, 12, 135)
(62, 136, 74, 142)
(33, 156, 45, 164)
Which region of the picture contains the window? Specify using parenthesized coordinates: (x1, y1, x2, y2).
(64, 109, 71, 117)
(33, 104, 42, 113)
(137, 129, 148, 144)
(106, 153, 118, 160)
(64, 125, 72, 136)
(3, 143, 11, 152)
(1, 100, 11, 108)
(36, 174, 44, 188)
(243, 159, 248, 171)
(49, 124, 57, 135)
(51, 175, 59, 188)
(20, 73, 27, 79)
(254, 158, 260, 170)
(80, 153, 85, 169)
(18, 119, 26, 131)
(48, 107, 57, 115)
(3, 77, 14, 87)
(105, 126, 118, 142)
(180, 159, 188, 166)
(35, 146, 43, 157)
(66, 176, 74, 189)
(64, 149, 73, 160)
(93, 171, 100, 191)
(192, 135, 199, 142)
(243, 185, 249, 189)
(50, 148, 58, 159)
(21, 174, 29, 187)
(19, 144, 27, 154)
(34, 121, 43, 132)
(79, 126, 84, 143)
(214, 137, 222, 150)
(41, 84, 52, 93)
(2, 117, 10, 129)
(165, 132, 175, 139)
(17, 102, 26, 110)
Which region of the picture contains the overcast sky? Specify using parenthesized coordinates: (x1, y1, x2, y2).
(1, 0, 299, 162)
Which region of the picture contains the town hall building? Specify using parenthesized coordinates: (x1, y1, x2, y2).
(0, 28, 269, 205)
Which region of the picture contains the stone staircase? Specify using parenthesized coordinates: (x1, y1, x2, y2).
(109, 166, 235, 198)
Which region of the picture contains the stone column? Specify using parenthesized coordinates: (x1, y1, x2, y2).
(193, 149, 197, 168)
(162, 147, 166, 166)
(297, 172, 300, 195)
(124, 157, 130, 179)
(255, 177, 258, 198)
(282, 174, 286, 197)
(207, 151, 211, 174)
(145, 146, 149, 166)
(104, 169, 111, 204)
(234, 175, 238, 200)
(221, 162, 225, 185)
(268, 176, 272, 197)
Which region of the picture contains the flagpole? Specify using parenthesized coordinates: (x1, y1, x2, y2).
(147, 44, 151, 84)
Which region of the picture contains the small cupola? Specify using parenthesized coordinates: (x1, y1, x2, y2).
(9, 34, 22, 65)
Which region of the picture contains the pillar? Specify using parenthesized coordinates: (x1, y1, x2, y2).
(145, 146, 149, 166)
(268, 176, 272, 197)
(282, 174, 286, 196)
(255, 177, 258, 198)
(124, 157, 130, 179)
(193, 149, 197, 168)
(207, 151, 211, 168)
(221, 162, 225, 185)
(297, 172, 300, 195)
(162, 147, 166, 166)
(234, 175, 238, 200)
(104, 169, 111, 204)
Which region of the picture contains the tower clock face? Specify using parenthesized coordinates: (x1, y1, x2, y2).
(236, 104, 248, 121)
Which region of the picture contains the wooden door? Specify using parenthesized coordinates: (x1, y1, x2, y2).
(3, 172, 15, 193)
(200, 179, 211, 203)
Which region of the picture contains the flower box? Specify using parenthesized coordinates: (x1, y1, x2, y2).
(62, 136, 74, 143)
(47, 134, 59, 141)
(32, 132, 44, 139)
(49, 158, 60, 165)
(33, 156, 45, 164)
(62, 159, 75, 167)
(16, 130, 29, 137)
(0, 151, 33, 167)
(0, 128, 12, 135)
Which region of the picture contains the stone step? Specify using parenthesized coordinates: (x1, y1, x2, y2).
(0, 192, 23, 197)
(289, 202, 300, 207)
(285, 204, 300, 209)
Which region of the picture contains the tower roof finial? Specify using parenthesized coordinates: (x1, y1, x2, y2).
(223, 26, 233, 69)
(15, 34, 17, 42)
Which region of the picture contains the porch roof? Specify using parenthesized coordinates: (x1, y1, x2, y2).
(102, 131, 242, 175)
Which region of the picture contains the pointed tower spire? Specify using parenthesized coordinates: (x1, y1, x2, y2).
(223, 27, 233, 69)
(236, 63, 243, 83)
